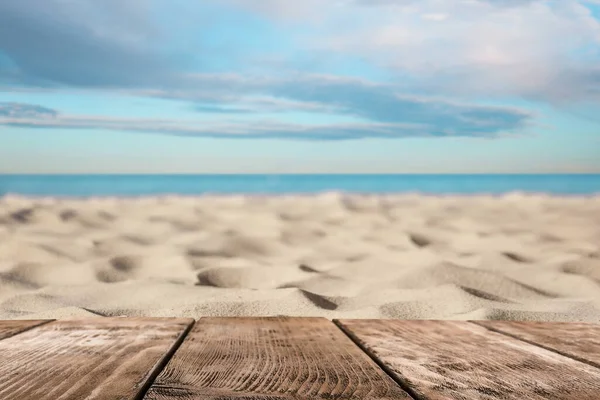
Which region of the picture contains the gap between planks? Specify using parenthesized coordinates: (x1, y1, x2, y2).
(333, 319, 425, 400)
(469, 320, 600, 370)
(336, 318, 600, 378)
(134, 319, 196, 400)
(0, 319, 54, 340)
(336, 319, 600, 400)
(0, 318, 195, 400)
(335, 318, 600, 400)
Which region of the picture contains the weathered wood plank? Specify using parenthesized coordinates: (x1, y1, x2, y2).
(0, 320, 51, 340)
(336, 319, 600, 400)
(474, 320, 600, 369)
(0, 317, 193, 400)
(145, 317, 410, 399)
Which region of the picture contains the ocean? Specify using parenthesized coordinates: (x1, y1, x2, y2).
(0, 174, 599, 197)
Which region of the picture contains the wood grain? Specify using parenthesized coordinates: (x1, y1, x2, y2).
(0, 317, 193, 400)
(145, 317, 410, 399)
(336, 319, 600, 400)
(0, 320, 51, 340)
(474, 320, 600, 369)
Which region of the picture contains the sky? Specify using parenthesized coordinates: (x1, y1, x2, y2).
(0, 0, 599, 174)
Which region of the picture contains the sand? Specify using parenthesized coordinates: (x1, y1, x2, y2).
(0, 192, 599, 322)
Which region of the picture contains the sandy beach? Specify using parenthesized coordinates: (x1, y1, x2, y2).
(0, 192, 599, 322)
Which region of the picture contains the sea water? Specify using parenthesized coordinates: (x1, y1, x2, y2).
(1, 174, 599, 197)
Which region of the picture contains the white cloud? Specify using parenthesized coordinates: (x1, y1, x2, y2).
(219, 0, 332, 21)
(228, 0, 600, 103)
(421, 13, 448, 21)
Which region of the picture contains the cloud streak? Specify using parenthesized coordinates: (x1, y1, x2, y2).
(0, 100, 532, 140)
(127, 74, 537, 136)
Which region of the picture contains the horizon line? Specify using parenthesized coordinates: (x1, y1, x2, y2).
(2, 172, 600, 176)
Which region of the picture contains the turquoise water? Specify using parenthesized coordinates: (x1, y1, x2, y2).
(0, 174, 599, 197)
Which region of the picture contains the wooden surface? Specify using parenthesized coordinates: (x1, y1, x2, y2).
(474, 320, 600, 369)
(145, 317, 411, 399)
(2, 317, 600, 399)
(0, 318, 193, 400)
(336, 319, 600, 400)
(0, 319, 51, 340)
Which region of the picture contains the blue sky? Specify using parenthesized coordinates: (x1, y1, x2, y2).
(0, 0, 599, 173)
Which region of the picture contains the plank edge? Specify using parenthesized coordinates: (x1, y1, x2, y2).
(134, 319, 196, 400)
(0, 319, 55, 340)
(146, 383, 299, 399)
(468, 320, 600, 371)
(332, 319, 423, 400)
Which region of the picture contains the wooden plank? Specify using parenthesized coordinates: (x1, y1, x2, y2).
(145, 317, 411, 399)
(0, 317, 193, 400)
(474, 320, 600, 369)
(0, 320, 52, 340)
(336, 319, 600, 400)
